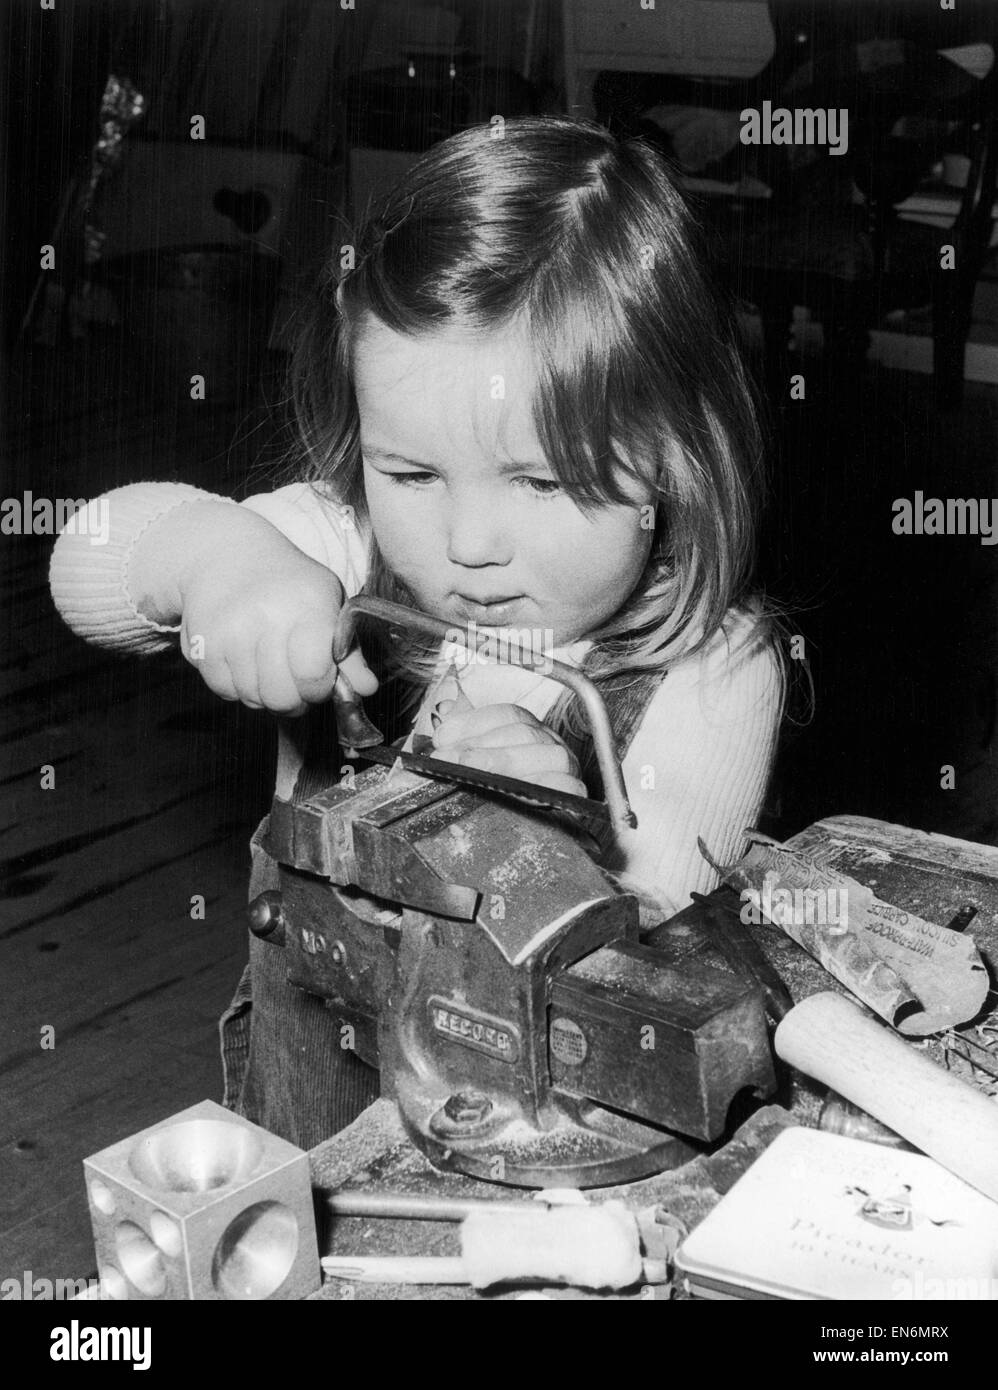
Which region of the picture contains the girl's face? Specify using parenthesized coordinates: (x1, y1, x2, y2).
(353, 318, 653, 647)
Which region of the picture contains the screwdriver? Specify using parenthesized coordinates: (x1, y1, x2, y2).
(322, 1200, 646, 1290)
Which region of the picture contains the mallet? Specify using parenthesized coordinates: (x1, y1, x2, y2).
(775, 991, 998, 1204)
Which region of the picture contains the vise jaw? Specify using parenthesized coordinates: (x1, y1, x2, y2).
(258, 761, 775, 1188)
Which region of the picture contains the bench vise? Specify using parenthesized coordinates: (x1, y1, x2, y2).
(250, 598, 776, 1187)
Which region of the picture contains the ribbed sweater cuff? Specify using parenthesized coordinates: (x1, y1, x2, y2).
(48, 483, 236, 655)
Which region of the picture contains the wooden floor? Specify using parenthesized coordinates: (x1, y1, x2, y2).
(1, 343, 282, 1287)
(3, 332, 998, 1291)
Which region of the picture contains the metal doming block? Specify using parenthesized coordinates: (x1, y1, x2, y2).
(83, 1100, 319, 1301)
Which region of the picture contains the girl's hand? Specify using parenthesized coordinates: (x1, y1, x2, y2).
(430, 702, 587, 797)
(132, 500, 377, 714)
(182, 544, 377, 714)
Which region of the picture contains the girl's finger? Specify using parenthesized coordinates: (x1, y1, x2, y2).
(432, 703, 539, 747)
(286, 620, 337, 682)
(180, 623, 240, 701)
(286, 621, 339, 703)
(286, 620, 377, 700)
(255, 636, 308, 715)
(528, 770, 590, 797)
(338, 647, 380, 698)
(446, 739, 578, 779)
(449, 721, 552, 751)
(221, 643, 264, 709)
(194, 656, 241, 702)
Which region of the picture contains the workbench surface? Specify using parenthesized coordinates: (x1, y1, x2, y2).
(307, 817, 998, 1300)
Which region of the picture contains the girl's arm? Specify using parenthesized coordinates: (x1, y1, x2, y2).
(49, 482, 227, 654)
(49, 482, 376, 706)
(614, 619, 784, 916)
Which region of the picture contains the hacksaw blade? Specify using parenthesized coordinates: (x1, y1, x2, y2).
(352, 741, 612, 844)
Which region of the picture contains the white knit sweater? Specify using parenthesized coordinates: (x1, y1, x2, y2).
(49, 481, 784, 916)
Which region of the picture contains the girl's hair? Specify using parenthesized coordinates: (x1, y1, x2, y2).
(289, 115, 777, 737)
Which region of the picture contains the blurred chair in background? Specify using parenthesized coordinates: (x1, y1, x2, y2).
(579, 0, 998, 408)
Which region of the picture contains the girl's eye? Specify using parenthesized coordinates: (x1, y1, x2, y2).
(380, 470, 561, 496)
(384, 471, 437, 486)
(516, 476, 562, 497)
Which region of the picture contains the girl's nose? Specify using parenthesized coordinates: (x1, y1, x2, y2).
(445, 494, 513, 568)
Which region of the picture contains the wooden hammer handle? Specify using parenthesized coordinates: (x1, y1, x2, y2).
(775, 991, 998, 1203)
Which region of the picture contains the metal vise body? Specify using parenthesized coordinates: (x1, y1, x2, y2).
(257, 762, 775, 1187)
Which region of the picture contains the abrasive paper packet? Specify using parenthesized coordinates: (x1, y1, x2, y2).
(722, 840, 989, 1035)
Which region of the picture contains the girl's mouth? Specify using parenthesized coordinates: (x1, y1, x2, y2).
(451, 594, 525, 625)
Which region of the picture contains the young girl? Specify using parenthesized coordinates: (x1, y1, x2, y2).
(50, 116, 784, 1150)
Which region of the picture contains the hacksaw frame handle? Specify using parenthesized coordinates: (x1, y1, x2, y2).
(332, 595, 637, 834)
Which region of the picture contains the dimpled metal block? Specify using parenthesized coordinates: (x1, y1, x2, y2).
(83, 1100, 319, 1300)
